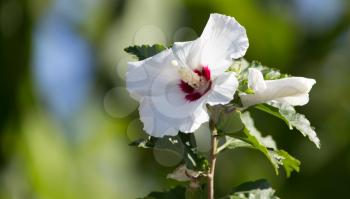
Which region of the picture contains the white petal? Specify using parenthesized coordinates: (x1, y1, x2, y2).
(200, 13, 249, 74)
(126, 49, 176, 101)
(139, 97, 178, 137)
(273, 94, 310, 106)
(139, 72, 210, 136)
(206, 72, 238, 106)
(127, 48, 211, 136)
(171, 14, 248, 77)
(139, 96, 209, 137)
(248, 68, 266, 91)
(178, 103, 209, 133)
(172, 40, 202, 70)
(240, 77, 316, 107)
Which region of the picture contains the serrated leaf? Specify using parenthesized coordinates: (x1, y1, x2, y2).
(249, 61, 289, 80)
(142, 186, 186, 199)
(124, 44, 167, 60)
(255, 103, 320, 148)
(226, 58, 249, 73)
(219, 111, 300, 176)
(237, 60, 289, 94)
(221, 179, 279, 199)
(275, 150, 300, 177)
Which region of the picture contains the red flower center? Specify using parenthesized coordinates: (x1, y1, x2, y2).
(179, 66, 212, 101)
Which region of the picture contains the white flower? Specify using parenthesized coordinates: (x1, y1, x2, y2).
(240, 68, 316, 107)
(126, 13, 249, 137)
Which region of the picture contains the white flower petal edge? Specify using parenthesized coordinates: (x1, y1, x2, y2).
(172, 13, 249, 76)
(247, 68, 266, 92)
(206, 72, 238, 106)
(126, 49, 175, 101)
(139, 97, 209, 137)
(240, 68, 316, 107)
(200, 13, 249, 60)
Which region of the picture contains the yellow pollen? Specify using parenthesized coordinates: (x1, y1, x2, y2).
(178, 67, 206, 89)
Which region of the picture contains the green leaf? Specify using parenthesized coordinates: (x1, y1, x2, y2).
(242, 126, 280, 174)
(249, 61, 289, 80)
(275, 150, 300, 177)
(186, 185, 207, 199)
(129, 136, 158, 148)
(209, 105, 244, 135)
(232, 179, 271, 192)
(142, 186, 186, 199)
(217, 136, 252, 153)
(226, 58, 249, 73)
(124, 44, 167, 60)
(240, 112, 277, 150)
(255, 103, 320, 148)
(218, 111, 300, 176)
(130, 133, 208, 172)
(221, 179, 279, 199)
(254, 104, 289, 125)
(241, 112, 300, 176)
(236, 60, 289, 94)
(178, 132, 209, 171)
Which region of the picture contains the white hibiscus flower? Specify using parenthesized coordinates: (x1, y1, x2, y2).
(126, 13, 249, 137)
(240, 68, 316, 107)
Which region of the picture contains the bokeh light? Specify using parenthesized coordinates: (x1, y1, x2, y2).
(1, 0, 350, 198)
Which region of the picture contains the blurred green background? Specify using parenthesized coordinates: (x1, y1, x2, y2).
(1, 0, 350, 198)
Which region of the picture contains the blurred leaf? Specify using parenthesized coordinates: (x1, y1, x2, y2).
(212, 0, 298, 66)
(166, 165, 207, 199)
(221, 179, 279, 199)
(167, 164, 202, 182)
(131, 133, 208, 171)
(186, 185, 206, 199)
(124, 44, 167, 60)
(130, 136, 183, 156)
(255, 103, 320, 148)
(129, 136, 158, 148)
(179, 132, 209, 171)
(142, 186, 186, 199)
(232, 179, 272, 192)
